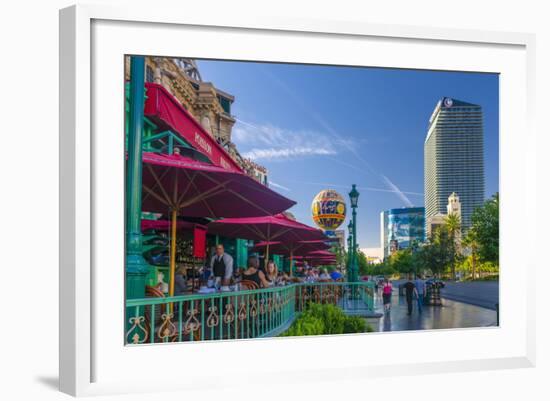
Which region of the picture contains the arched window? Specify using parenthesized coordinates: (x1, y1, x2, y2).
(145, 65, 154, 83)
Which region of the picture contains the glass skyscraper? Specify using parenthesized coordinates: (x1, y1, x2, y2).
(424, 97, 484, 233)
(380, 207, 425, 259)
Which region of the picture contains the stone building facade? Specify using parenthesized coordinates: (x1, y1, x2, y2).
(125, 57, 269, 184)
(426, 192, 463, 252)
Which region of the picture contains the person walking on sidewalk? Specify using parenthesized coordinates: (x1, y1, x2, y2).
(414, 275, 426, 313)
(403, 275, 418, 316)
(382, 279, 393, 313)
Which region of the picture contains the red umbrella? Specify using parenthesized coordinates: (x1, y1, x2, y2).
(140, 152, 296, 296)
(251, 240, 331, 275)
(294, 255, 337, 261)
(251, 240, 330, 256)
(295, 259, 337, 267)
(294, 254, 337, 264)
(141, 219, 196, 231)
(141, 152, 295, 218)
(307, 250, 336, 257)
(208, 214, 327, 268)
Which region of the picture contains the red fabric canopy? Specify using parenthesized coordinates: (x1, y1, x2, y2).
(141, 219, 196, 231)
(306, 250, 336, 257)
(251, 240, 330, 256)
(143, 83, 242, 173)
(295, 259, 337, 267)
(294, 255, 336, 260)
(207, 213, 327, 243)
(141, 152, 295, 218)
(192, 225, 207, 258)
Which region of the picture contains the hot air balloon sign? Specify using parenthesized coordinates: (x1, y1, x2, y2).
(311, 189, 347, 231)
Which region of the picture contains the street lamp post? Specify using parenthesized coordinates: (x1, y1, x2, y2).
(348, 184, 360, 282)
(347, 220, 353, 280)
(126, 56, 149, 300)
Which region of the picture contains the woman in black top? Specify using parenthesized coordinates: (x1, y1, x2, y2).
(242, 256, 271, 288)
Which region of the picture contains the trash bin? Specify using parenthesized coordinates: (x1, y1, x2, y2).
(426, 282, 443, 306)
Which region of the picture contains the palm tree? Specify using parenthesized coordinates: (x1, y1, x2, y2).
(445, 213, 461, 279)
(463, 229, 479, 280)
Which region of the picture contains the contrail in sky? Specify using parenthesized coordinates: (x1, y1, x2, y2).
(235, 118, 260, 130)
(268, 180, 291, 192)
(259, 67, 415, 207)
(284, 179, 423, 197)
(381, 175, 414, 206)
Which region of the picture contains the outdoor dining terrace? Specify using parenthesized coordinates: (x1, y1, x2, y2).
(125, 281, 375, 344)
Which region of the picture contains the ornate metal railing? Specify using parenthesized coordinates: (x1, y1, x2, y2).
(125, 281, 374, 345)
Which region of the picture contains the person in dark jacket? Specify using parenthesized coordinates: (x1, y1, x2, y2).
(403, 275, 419, 316)
(209, 244, 234, 287)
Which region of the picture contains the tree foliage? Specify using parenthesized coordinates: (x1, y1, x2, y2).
(388, 248, 415, 275)
(468, 193, 499, 265)
(415, 227, 455, 277)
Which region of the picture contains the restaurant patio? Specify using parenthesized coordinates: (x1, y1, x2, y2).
(125, 55, 373, 345)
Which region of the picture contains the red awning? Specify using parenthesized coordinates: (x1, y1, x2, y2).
(143, 82, 242, 173)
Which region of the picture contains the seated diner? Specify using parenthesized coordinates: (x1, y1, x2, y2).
(242, 255, 271, 288)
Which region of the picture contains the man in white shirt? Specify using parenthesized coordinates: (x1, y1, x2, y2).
(209, 244, 234, 286)
(414, 275, 426, 313)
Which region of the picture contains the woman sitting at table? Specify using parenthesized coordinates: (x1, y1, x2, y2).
(242, 256, 271, 288)
(265, 261, 279, 284)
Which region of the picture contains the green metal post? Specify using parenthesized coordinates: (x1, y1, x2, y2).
(349, 184, 360, 283)
(126, 56, 149, 300)
(352, 207, 357, 281)
(346, 229, 353, 281)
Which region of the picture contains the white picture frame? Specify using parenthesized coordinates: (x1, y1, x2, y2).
(59, 4, 536, 397)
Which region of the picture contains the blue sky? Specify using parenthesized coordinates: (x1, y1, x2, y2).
(197, 60, 499, 248)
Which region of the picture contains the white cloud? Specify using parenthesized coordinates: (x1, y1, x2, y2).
(268, 180, 291, 192)
(233, 120, 341, 161)
(244, 147, 336, 161)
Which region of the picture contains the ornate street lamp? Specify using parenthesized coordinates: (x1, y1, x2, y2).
(348, 184, 360, 282)
(349, 184, 360, 208)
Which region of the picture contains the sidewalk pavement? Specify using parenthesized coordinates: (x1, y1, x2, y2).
(366, 291, 498, 332)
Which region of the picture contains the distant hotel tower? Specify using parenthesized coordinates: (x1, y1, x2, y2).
(424, 97, 484, 234)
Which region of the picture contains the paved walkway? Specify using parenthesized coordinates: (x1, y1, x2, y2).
(440, 280, 499, 310)
(366, 291, 497, 332)
(392, 279, 499, 310)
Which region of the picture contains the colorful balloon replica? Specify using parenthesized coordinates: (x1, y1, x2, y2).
(311, 189, 347, 231)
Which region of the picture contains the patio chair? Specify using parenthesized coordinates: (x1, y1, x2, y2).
(239, 280, 260, 290)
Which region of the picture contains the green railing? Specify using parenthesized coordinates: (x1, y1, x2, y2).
(125, 281, 374, 345)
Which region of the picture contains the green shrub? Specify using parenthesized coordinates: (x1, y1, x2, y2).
(343, 316, 367, 333)
(308, 303, 346, 334)
(282, 303, 372, 337)
(282, 314, 324, 336)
